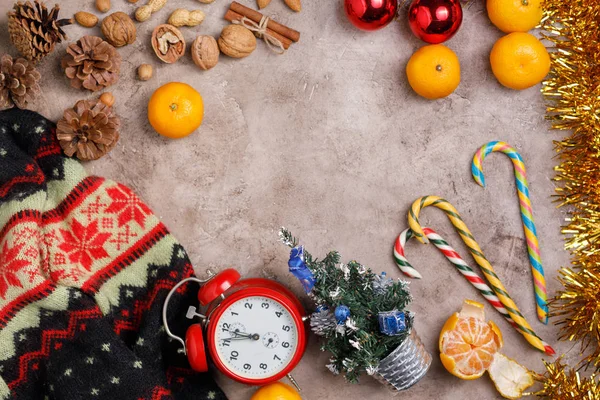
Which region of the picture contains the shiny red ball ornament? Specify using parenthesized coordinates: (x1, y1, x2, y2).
(344, 0, 398, 31)
(408, 0, 463, 44)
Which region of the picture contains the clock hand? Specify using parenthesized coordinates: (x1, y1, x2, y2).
(223, 329, 260, 340)
(222, 329, 251, 338)
(221, 336, 252, 341)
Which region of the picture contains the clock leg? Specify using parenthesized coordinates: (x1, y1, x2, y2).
(286, 373, 301, 392)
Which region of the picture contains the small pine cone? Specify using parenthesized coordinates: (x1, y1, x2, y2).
(61, 36, 121, 92)
(372, 272, 394, 294)
(8, 1, 72, 63)
(0, 54, 41, 111)
(56, 99, 120, 161)
(310, 309, 337, 336)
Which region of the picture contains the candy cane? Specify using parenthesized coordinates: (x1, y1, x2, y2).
(408, 196, 554, 355)
(393, 229, 423, 279)
(395, 227, 509, 316)
(394, 227, 556, 353)
(472, 141, 548, 324)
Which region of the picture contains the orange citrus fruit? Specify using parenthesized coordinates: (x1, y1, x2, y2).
(406, 44, 460, 100)
(250, 382, 302, 400)
(440, 300, 534, 398)
(487, 0, 543, 33)
(488, 353, 534, 399)
(490, 32, 550, 90)
(147, 82, 204, 139)
(439, 300, 502, 380)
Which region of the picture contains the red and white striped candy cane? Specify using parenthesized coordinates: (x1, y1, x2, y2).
(394, 227, 518, 329)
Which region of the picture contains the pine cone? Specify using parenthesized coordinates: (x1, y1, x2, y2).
(8, 1, 71, 63)
(0, 54, 41, 110)
(56, 99, 120, 161)
(61, 36, 121, 92)
(310, 309, 337, 336)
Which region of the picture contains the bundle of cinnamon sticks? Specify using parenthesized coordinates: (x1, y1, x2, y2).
(225, 1, 300, 50)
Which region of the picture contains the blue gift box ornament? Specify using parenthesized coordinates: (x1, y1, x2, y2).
(288, 246, 315, 293)
(378, 310, 408, 336)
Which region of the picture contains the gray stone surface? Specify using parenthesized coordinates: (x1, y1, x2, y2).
(0, 0, 575, 398)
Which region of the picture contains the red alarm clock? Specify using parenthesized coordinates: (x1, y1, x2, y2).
(162, 269, 308, 386)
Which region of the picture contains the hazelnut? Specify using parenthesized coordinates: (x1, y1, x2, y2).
(151, 24, 185, 64)
(99, 92, 115, 107)
(137, 64, 153, 81)
(191, 36, 219, 71)
(218, 25, 256, 59)
(101, 12, 136, 47)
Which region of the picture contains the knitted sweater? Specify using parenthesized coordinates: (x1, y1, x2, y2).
(0, 108, 226, 400)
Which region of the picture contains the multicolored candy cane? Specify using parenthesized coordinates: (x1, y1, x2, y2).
(394, 226, 553, 351)
(472, 141, 548, 325)
(408, 196, 554, 355)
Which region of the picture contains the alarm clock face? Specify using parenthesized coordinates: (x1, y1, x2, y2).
(212, 295, 300, 381)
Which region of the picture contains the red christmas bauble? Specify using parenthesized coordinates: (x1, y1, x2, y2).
(344, 0, 398, 31)
(408, 0, 463, 44)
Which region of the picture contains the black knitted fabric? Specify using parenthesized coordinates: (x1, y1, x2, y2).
(0, 109, 226, 400)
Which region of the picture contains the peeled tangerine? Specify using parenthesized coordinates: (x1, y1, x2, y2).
(439, 300, 534, 399)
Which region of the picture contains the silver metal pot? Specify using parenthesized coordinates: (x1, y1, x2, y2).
(373, 328, 432, 392)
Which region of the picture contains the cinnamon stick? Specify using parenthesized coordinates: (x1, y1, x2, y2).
(230, 1, 300, 42)
(225, 9, 292, 49)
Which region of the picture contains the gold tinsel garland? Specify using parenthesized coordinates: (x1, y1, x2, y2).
(533, 358, 600, 399)
(550, 269, 600, 368)
(538, 0, 600, 397)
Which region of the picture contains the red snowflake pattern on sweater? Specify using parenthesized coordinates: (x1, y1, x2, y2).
(105, 184, 151, 228)
(0, 242, 29, 299)
(58, 219, 111, 272)
(13, 227, 39, 244)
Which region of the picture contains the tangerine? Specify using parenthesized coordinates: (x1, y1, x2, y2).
(488, 353, 534, 399)
(439, 300, 502, 380)
(147, 82, 204, 139)
(406, 44, 461, 100)
(440, 300, 534, 398)
(487, 0, 543, 33)
(250, 382, 302, 400)
(490, 32, 550, 90)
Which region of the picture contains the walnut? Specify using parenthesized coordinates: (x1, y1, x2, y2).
(218, 25, 256, 59)
(101, 12, 136, 47)
(151, 24, 185, 63)
(191, 35, 219, 70)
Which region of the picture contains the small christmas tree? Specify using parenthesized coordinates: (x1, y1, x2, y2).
(280, 228, 414, 383)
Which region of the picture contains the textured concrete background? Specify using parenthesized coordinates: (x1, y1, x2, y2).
(0, 0, 575, 398)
